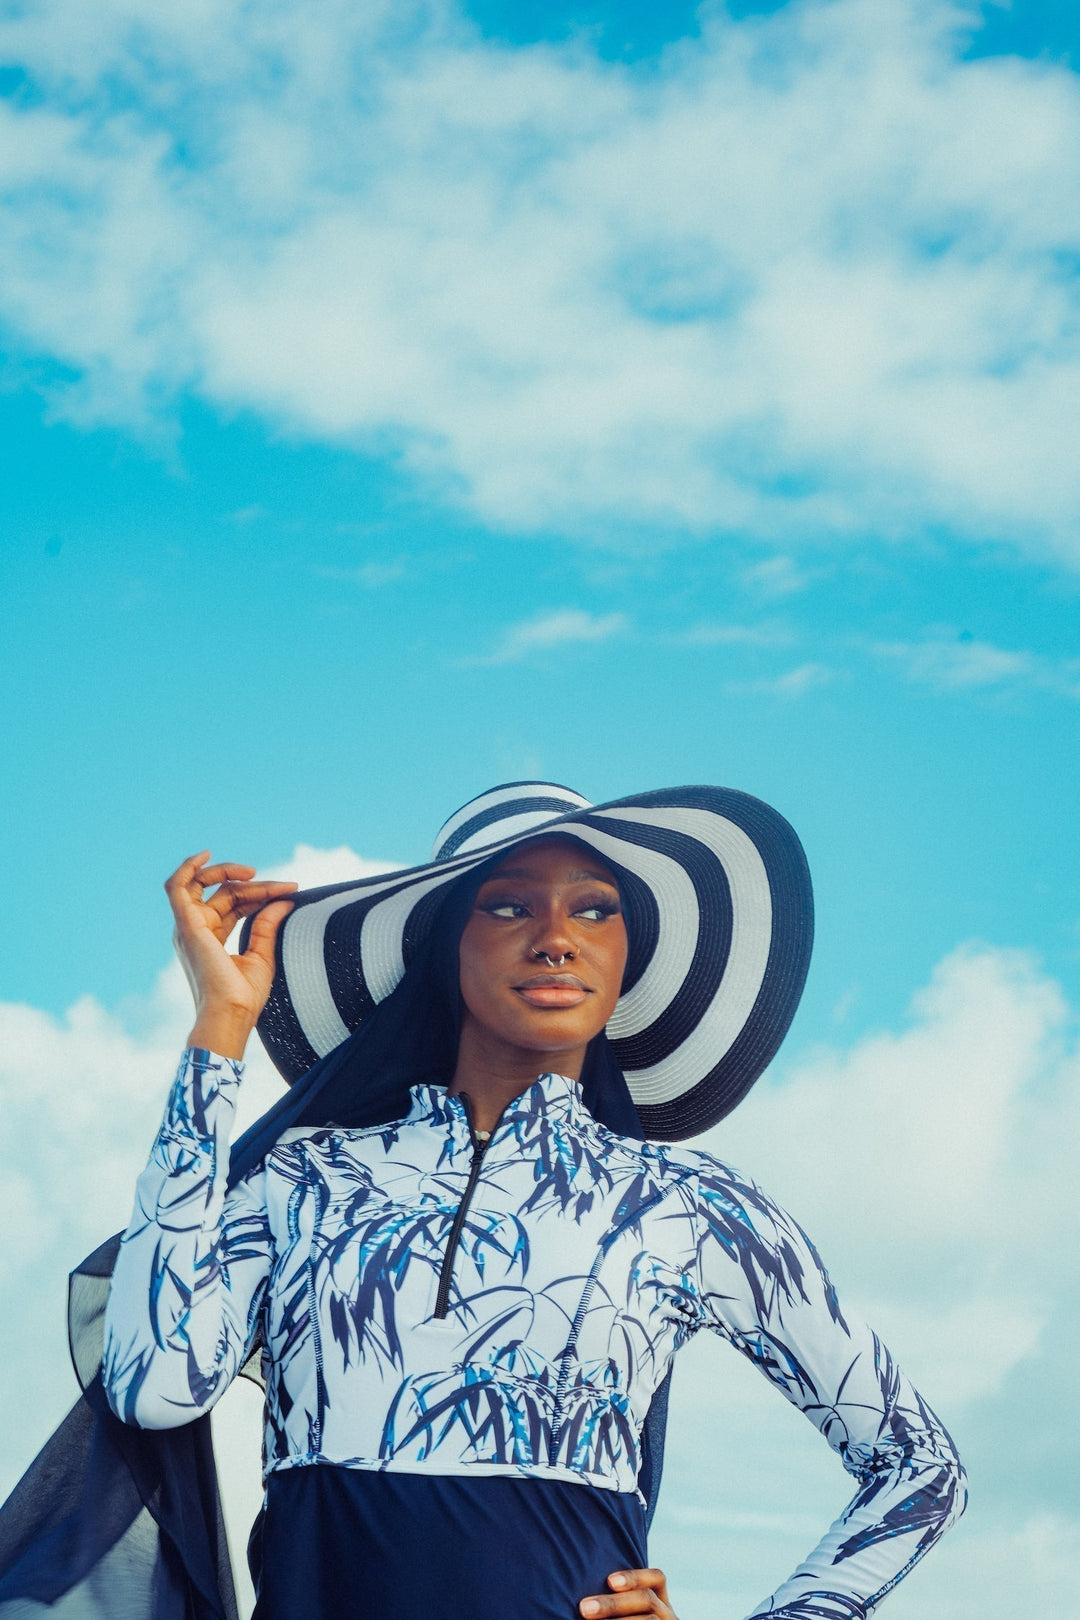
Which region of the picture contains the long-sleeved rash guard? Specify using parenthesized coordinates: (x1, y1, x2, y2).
(103, 1050, 965, 1618)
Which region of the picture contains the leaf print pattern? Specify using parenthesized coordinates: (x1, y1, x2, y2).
(102, 1049, 966, 1617)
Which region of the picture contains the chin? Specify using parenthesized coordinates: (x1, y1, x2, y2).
(510, 1019, 600, 1061)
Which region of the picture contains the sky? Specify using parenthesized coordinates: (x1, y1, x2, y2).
(1, 0, 1078, 1614)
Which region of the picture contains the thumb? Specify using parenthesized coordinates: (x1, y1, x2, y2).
(243, 898, 295, 967)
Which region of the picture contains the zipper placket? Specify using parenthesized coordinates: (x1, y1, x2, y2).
(295, 1170, 329, 1451)
(433, 1098, 491, 1321)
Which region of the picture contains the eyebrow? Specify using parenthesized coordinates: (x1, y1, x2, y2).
(480, 867, 619, 886)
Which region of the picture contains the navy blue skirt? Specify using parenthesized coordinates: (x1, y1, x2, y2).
(250, 1466, 648, 1620)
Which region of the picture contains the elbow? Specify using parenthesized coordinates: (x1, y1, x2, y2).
(907, 1440, 969, 1541)
(926, 1419, 968, 1530)
(102, 1351, 216, 1431)
(945, 1451, 969, 1527)
(105, 1385, 212, 1430)
(103, 1374, 201, 1431)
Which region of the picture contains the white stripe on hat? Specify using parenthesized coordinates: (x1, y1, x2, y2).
(281, 860, 476, 1056)
(449, 808, 588, 857)
(281, 892, 357, 1058)
(604, 807, 772, 1106)
(432, 783, 592, 860)
(359, 865, 473, 1003)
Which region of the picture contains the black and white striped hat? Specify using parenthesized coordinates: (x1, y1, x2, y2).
(254, 782, 813, 1140)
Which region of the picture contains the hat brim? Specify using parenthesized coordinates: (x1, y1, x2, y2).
(248, 786, 813, 1140)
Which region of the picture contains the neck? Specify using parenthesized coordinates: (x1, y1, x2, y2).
(447, 1019, 587, 1134)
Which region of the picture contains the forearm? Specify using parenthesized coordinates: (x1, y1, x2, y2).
(746, 1423, 966, 1617)
(186, 1008, 257, 1062)
(694, 1160, 966, 1617)
(102, 1047, 270, 1428)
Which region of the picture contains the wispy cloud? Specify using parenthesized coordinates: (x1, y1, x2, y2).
(668, 621, 793, 649)
(873, 634, 1080, 698)
(741, 556, 817, 598)
(1, 1, 1080, 559)
(315, 560, 408, 588)
(725, 661, 835, 697)
(468, 608, 629, 665)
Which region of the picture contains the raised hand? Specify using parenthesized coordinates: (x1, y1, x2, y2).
(580, 1568, 678, 1620)
(165, 850, 298, 1060)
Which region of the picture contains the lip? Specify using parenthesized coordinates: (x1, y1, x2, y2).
(512, 972, 591, 1009)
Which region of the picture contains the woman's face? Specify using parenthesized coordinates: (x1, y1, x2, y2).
(457, 836, 628, 1066)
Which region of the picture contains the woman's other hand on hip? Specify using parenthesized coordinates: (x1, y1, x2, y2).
(166, 850, 297, 1060)
(580, 1568, 678, 1620)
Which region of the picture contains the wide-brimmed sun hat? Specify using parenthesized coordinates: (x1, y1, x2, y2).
(253, 781, 813, 1140)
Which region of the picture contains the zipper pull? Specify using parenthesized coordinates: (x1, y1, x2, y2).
(457, 1092, 492, 1155)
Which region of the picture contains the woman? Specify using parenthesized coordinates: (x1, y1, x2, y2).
(4, 782, 966, 1620)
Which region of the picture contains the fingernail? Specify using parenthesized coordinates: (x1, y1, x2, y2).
(582, 1603, 600, 1615)
(610, 1576, 626, 1588)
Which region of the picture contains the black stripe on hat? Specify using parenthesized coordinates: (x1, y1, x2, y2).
(256, 958, 321, 1083)
(631, 792, 813, 1139)
(246, 865, 471, 1082)
(438, 794, 590, 860)
(434, 781, 589, 852)
(605, 861, 659, 996)
(602, 816, 732, 1071)
(321, 873, 456, 1030)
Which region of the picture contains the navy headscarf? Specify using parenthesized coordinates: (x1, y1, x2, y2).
(0, 856, 670, 1619)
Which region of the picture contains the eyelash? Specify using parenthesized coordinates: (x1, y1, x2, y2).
(480, 897, 621, 922)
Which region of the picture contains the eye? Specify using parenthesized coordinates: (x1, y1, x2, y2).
(479, 897, 532, 920)
(573, 897, 621, 921)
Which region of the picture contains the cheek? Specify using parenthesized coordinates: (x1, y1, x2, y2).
(587, 932, 629, 1026)
(457, 921, 508, 1020)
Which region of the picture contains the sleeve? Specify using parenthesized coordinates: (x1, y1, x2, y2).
(692, 1156, 967, 1619)
(101, 1047, 273, 1430)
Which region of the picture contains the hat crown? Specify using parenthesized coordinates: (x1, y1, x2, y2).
(431, 781, 594, 862)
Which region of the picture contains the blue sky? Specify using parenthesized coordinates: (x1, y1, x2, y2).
(1, 1, 1078, 1615)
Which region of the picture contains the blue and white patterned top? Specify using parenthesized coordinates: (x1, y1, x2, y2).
(103, 1049, 965, 1618)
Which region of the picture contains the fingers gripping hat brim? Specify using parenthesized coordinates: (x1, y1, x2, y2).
(248, 785, 813, 1141)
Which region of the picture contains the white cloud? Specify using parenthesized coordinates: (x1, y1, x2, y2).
(873, 633, 1080, 697)
(469, 607, 629, 663)
(263, 842, 401, 886)
(699, 944, 1079, 1403)
(1, 0, 1080, 559)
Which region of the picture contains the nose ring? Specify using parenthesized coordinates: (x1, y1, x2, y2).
(532, 948, 572, 968)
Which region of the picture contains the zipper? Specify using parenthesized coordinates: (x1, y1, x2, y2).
(294, 1171, 329, 1450)
(433, 1098, 491, 1321)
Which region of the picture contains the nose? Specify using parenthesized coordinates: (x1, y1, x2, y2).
(528, 905, 576, 964)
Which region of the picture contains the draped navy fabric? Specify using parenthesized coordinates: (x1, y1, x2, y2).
(0, 856, 669, 1619)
